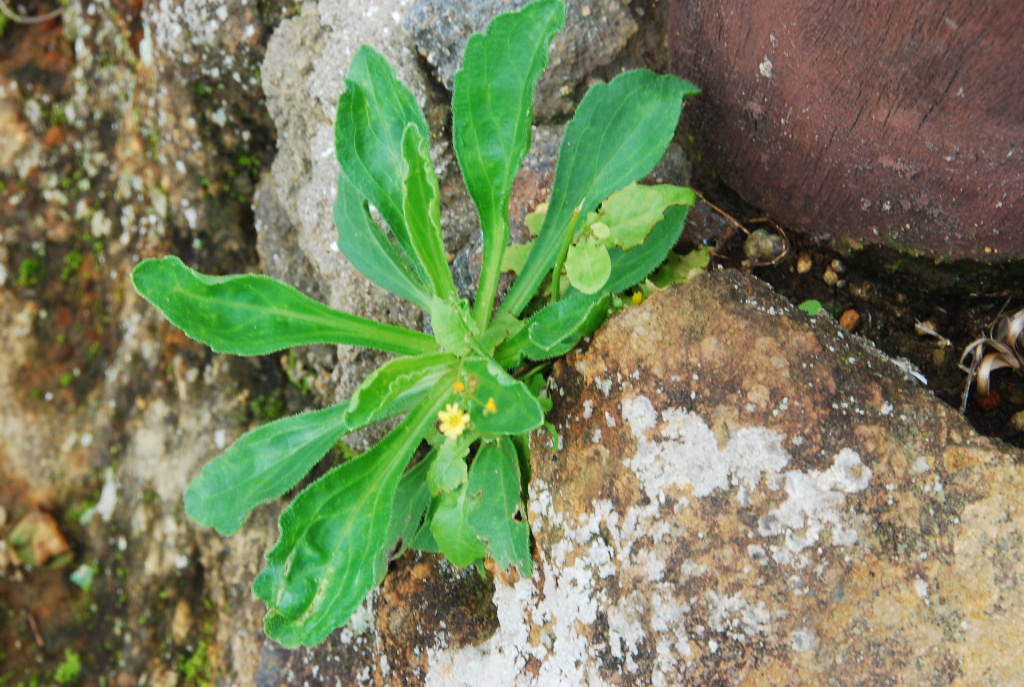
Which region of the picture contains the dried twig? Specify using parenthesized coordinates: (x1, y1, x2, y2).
(0, 0, 64, 24)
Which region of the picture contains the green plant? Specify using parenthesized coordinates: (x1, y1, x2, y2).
(61, 249, 83, 281)
(132, 0, 698, 648)
(17, 257, 43, 288)
(53, 648, 81, 685)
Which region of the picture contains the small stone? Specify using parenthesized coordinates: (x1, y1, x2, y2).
(6, 510, 72, 568)
(171, 599, 193, 645)
(976, 388, 1001, 412)
(839, 309, 861, 331)
(795, 252, 813, 274)
(830, 258, 847, 274)
(743, 229, 786, 262)
(822, 266, 840, 286)
(1011, 409, 1024, 433)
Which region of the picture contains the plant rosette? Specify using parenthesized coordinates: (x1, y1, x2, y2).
(132, 0, 699, 648)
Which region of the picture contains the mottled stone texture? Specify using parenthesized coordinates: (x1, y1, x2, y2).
(404, 0, 637, 118)
(505, 271, 1024, 685)
(669, 0, 1024, 260)
(249, 271, 1024, 686)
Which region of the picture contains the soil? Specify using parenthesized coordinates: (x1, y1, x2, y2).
(682, 191, 1024, 451)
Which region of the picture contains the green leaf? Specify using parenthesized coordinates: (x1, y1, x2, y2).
(469, 437, 532, 575)
(334, 172, 430, 310)
(479, 311, 525, 353)
(590, 183, 696, 250)
(336, 46, 430, 276)
(495, 291, 610, 366)
(431, 482, 486, 568)
(564, 238, 611, 294)
(427, 435, 472, 496)
(650, 245, 712, 288)
(132, 256, 438, 356)
(509, 430, 532, 494)
(402, 124, 456, 300)
(500, 241, 534, 276)
(460, 356, 544, 435)
(409, 496, 441, 553)
(451, 0, 565, 328)
(595, 202, 692, 295)
(429, 295, 482, 356)
(184, 403, 350, 536)
(254, 377, 453, 648)
(385, 457, 434, 562)
(345, 352, 456, 428)
(523, 206, 546, 236)
(798, 299, 823, 316)
(501, 70, 700, 317)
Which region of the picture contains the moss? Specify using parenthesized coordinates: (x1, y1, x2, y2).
(249, 392, 286, 421)
(179, 641, 211, 687)
(61, 249, 84, 281)
(53, 649, 81, 685)
(17, 257, 44, 288)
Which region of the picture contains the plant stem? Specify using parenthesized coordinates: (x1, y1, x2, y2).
(549, 209, 581, 302)
(473, 214, 511, 331)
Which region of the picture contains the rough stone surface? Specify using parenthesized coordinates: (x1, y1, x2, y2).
(1, 0, 281, 683)
(226, 271, 1024, 686)
(404, 0, 637, 118)
(669, 0, 1024, 261)
(430, 270, 1024, 685)
(257, 0, 475, 424)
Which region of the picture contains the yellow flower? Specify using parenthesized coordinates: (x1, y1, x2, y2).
(453, 380, 466, 393)
(438, 403, 470, 440)
(484, 397, 497, 414)
(632, 290, 644, 305)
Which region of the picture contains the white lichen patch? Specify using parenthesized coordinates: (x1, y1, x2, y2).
(425, 396, 872, 683)
(706, 591, 772, 640)
(758, 448, 872, 563)
(95, 467, 119, 523)
(426, 474, 706, 686)
(621, 395, 790, 502)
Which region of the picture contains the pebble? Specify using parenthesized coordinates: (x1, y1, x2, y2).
(171, 599, 193, 645)
(795, 252, 813, 274)
(839, 309, 861, 331)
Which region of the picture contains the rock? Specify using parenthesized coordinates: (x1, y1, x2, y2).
(0, 0, 281, 682)
(403, 0, 638, 118)
(257, 0, 472, 421)
(224, 270, 1024, 685)
(668, 0, 1024, 261)
(432, 270, 1023, 685)
(171, 599, 193, 645)
(6, 510, 72, 568)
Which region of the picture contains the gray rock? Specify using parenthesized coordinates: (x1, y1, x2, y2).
(404, 0, 638, 118)
(257, 1, 485, 418)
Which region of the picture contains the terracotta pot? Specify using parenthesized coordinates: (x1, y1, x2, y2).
(668, 0, 1024, 260)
